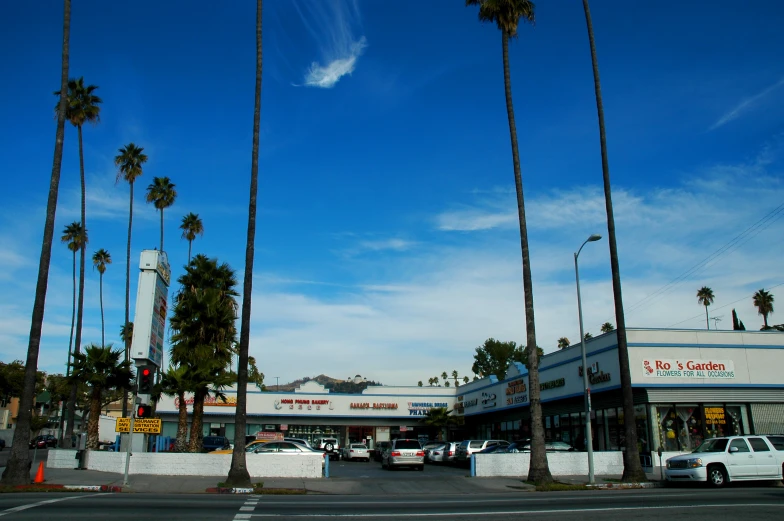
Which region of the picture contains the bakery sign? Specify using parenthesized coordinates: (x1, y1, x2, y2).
(642, 359, 735, 379)
(274, 398, 333, 411)
(175, 395, 236, 407)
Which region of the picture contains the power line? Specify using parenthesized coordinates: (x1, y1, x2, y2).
(666, 282, 784, 328)
(619, 201, 784, 320)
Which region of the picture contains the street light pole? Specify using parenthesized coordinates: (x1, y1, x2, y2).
(575, 233, 601, 485)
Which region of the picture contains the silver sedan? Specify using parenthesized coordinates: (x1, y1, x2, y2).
(381, 439, 425, 471)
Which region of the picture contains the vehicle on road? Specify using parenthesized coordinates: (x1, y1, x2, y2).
(30, 435, 57, 449)
(284, 437, 312, 448)
(513, 440, 575, 453)
(665, 435, 784, 487)
(314, 437, 341, 460)
(381, 439, 425, 471)
(0, 439, 5, 450)
(253, 440, 326, 467)
(428, 442, 459, 464)
(211, 439, 270, 454)
(202, 435, 231, 452)
(455, 440, 510, 464)
(343, 443, 371, 462)
(373, 441, 390, 462)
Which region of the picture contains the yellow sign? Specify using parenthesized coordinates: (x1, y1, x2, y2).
(115, 418, 162, 434)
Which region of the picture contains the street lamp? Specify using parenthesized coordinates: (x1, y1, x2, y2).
(575, 233, 602, 484)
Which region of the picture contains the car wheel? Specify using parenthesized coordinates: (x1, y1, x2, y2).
(325, 443, 334, 452)
(707, 465, 727, 488)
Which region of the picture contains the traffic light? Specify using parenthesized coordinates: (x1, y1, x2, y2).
(136, 404, 152, 418)
(138, 365, 154, 394)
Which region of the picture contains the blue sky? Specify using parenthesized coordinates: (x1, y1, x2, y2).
(1, 0, 783, 387)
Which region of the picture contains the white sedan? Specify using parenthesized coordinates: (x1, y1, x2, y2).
(342, 443, 371, 462)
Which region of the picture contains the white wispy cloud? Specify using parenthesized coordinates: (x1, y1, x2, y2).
(710, 78, 784, 130)
(293, 0, 367, 89)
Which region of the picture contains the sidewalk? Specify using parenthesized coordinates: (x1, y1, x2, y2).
(24, 467, 537, 494)
(16, 467, 666, 494)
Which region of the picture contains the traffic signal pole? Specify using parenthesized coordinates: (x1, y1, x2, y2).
(122, 399, 135, 486)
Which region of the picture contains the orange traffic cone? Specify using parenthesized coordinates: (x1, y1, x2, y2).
(33, 461, 45, 483)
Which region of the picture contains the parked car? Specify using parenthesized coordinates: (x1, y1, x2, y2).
(284, 437, 312, 448)
(455, 440, 510, 464)
(211, 439, 270, 454)
(424, 442, 445, 462)
(381, 439, 425, 471)
(252, 441, 326, 467)
(422, 441, 444, 462)
(477, 444, 509, 454)
(665, 435, 784, 487)
(514, 440, 575, 453)
(29, 435, 57, 449)
(428, 442, 459, 464)
(373, 441, 391, 462)
(202, 435, 231, 452)
(343, 443, 371, 462)
(313, 437, 341, 460)
(0, 438, 6, 450)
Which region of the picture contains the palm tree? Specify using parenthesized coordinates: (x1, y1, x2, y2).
(451, 369, 459, 384)
(226, 0, 262, 489)
(601, 322, 615, 333)
(417, 381, 423, 387)
(466, 0, 550, 484)
(441, 371, 448, 382)
(61, 222, 84, 372)
(70, 344, 133, 449)
(154, 364, 191, 452)
(752, 289, 774, 328)
(180, 212, 204, 262)
(170, 255, 239, 453)
(463, 376, 469, 384)
(697, 287, 715, 330)
(115, 142, 147, 418)
(582, 0, 645, 482)
(92, 249, 111, 348)
(423, 407, 456, 441)
(119, 322, 134, 347)
(62, 222, 87, 446)
(584, 332, 593, 340)
(557, 337, 570, 349)
(146, 176, 177, 252)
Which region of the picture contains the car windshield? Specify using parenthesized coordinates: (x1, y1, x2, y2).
(693, 438, 729, 453)
(394, 440, 421, 449)
(350, 444, 366, 449)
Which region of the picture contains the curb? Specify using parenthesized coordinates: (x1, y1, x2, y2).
(587, 482, 663, 489)
(205, 487, 255, 494)
(62, 485, 123, 493)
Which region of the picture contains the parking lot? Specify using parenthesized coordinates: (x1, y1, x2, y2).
(328, 457, 470, 479)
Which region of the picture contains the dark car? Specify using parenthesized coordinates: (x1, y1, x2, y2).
(30, 435, 57, 449)
(373, 441, 391, 461)
(202, 435, 231, 452)
(0, 438, 5, 450)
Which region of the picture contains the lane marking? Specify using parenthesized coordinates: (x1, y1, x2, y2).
(0, 493, 110, 517)
(240, 503, 780, 517)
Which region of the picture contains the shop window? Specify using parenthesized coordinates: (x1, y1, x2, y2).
(635, 405, 650, 453)
(605, 407, 620, 451)
(676, 406, 702, 451)
(559, 414, 570, 444)
(656, 406, 678, 452)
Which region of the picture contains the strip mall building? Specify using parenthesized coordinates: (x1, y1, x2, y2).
(156, 329, 784, 453)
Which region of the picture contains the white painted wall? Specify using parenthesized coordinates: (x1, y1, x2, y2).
(46, 449, 79, 469)
(81, 451, 322, 478)
(474, 450, 691, 477)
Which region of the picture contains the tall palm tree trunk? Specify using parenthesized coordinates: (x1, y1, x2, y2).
(176, 390, 189, 452)
(500, 31, 551, 484)
(705, 305, 710, 330)
(122, 181, 134, 418)
(59, 249, 77, 445)
(160, 209, 164, 252)
(66, 123, 87, 443)
(187, 240, 192, 263)
(582, 0, 645, 482)
(99, 272, 105, 348)
(226, 0, 262, 488)
(1, 0, 70, 486)
(188, 389, 207, 453)
(86, 385, 102, 450)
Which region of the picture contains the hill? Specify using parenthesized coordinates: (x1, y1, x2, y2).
(272, 374, 381, 394)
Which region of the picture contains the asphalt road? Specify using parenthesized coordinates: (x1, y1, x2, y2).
(0, 487, 781, 520)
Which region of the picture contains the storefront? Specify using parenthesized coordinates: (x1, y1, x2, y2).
(156, 381, 455, 449)
(455, 329, 784, 454)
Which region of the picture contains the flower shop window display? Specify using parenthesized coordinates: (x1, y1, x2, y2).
(656, 405, 701, 451)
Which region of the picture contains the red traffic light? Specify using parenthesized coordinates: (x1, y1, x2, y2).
(142, 368, 151, 376)
(137, 405, 152, 418)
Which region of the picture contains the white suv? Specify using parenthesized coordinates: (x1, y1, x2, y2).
(314, 437, 341, 460)
(665, 435, 784, 487)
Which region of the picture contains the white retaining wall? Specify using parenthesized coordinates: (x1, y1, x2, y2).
(46, 449, 79, 469)
(475, 451, 691, 477)
(47, 450, 321, 477)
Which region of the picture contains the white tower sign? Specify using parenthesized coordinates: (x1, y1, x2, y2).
(130, 250, 171, 367)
